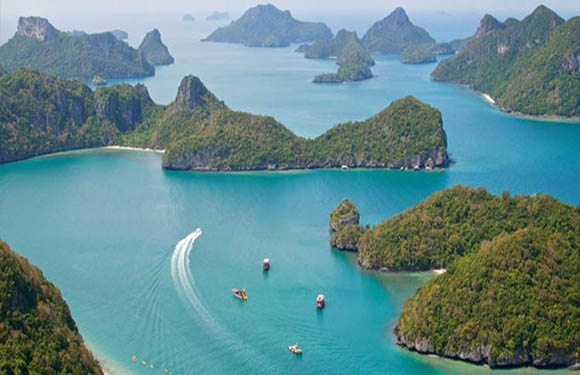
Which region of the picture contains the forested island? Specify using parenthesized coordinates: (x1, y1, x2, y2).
(206, 11, 229, 21)
(0, 69, 449, 171)
(138, 29, 174, 66)
(329, 187, 580, 369)
(0, 17, 155, 79)
(201, 4, 332, 47)
(0, 239, 103, 374)
(362, 7, 435, 54)
(431, 5, 580, 118)
(299, 29, 376, 83)
(401, 38, 470, 64)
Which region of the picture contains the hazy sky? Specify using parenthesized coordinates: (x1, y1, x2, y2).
(1, 0, 578, 16)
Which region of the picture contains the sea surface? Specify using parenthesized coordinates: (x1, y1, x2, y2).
(0, 11, 579, 375)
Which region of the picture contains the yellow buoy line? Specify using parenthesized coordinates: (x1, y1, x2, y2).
(131, 354, 169, 374)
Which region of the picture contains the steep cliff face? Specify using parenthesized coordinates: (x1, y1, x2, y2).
(16, 16, 60, 41)
(474, 14, 506, 38)
(137, 29, 175, 66)
(94, 84, 153, 132)
(0, 16, 154, 79)
(174, 75, 210, 111)
(0, 240, 103, 375)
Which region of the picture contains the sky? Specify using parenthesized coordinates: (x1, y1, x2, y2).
(1, 0, 579, 16)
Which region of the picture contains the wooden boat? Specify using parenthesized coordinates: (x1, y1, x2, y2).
(232, 288, 247, 300)
(288, 344, 302, 355)
(263, 258, 270, 271)
(316, 294, 325, 309)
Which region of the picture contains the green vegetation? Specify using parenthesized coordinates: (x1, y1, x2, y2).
(0, 70, 449, 171)
(329, 199, 360, 230)
(0, 240, 103, 375)
(201, 4, 332, 47)
(0, 17, 154, 79)
(313, 63, 373, 83)
(138, 29, 174, 66)
(303, 29, 374, 66)
(330, 225, 366, 251)
(356, 186, 580, 271)
(362, 7, 435, 54)
(401, 44, 437, 64)
(396, 228, 580, 368)
(431, 6, 580, 118)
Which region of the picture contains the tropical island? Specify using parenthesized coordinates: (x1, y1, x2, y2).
(330, 186, 579, 272)
(182, 14, 195, 22)
(201, 4, 332, 47)
(0, 17, 154, 79)
(401, 37, 471, 64)
(330, 187, 580, 369)
(138, 28, 174, 66)
(0, 69, 449, 171)
(206, 11, 230, 21)
(0, 239, 103, 374)
(298, 29, 376, 83)
(362, 7, 435, 54)
(431, 5, 580, 118)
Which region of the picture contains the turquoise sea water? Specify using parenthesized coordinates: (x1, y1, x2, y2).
(0, 12, 579, 375)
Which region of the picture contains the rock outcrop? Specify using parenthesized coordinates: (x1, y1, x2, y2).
(329, 199, 360, 231)
(474, 14, 506, 39)
(17, 16, 59, 41)
(138, 29, 174, 66)
(174, 75, 210, 111)
(94, 84, 153, 132)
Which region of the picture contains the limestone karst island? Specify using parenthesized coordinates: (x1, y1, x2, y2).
(0, 1, 578, 374)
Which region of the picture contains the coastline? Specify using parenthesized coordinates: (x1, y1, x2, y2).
(478, 92, 580, 123)
(103, 145, 165, 153)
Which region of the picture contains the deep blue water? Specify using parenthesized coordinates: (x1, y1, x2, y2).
(0, 11, 579, 375)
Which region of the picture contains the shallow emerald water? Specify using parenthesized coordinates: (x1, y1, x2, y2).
(0, 11, 579, 375)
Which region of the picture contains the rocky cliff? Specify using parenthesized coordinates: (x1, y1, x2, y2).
(138, 29, 174, 66)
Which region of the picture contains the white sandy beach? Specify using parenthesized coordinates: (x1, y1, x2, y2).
(481, 93, 496, 104)
(103, 146, 165, 153)
(432, 269, 446, 275)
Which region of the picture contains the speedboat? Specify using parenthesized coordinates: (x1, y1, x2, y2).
(232, 288, 247, 300)
(316, 294, 325, 309)
(288, 344, 302, 355)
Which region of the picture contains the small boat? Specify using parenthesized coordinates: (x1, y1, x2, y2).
(316, 294, 325, 309)
(141, 360, 147, 366)
(232, 288, 247, 300)
(164, 369, 169, 374)
(150, 364, 155, 369)
(131, 354, 137, 362)
(288, 344, 303, 355)
(341, 165, 349, 170)
(263, 258, 270, 271)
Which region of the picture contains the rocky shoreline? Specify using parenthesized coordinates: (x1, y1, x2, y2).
(394, 327, 580, 370)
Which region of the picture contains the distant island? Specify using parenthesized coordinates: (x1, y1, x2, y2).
(206, 11, 230, 21)
(299, 29, 376, 83)
(138, 28, 174, 66)
(182, 14, 195, 22)
(362, 7, 435, 54)
(0, 239, 103, 375)
(0, 17, 154, 79)
(329, 187, 580, 369)
(201, 4, 332, 47)
(0, 69, 449, 171)
(401, 37, 471, 64)
(431, 6, 580, 118)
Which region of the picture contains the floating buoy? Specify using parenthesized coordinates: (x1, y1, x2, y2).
(263, 258, 270, 271)
(131, 354, 137, 362)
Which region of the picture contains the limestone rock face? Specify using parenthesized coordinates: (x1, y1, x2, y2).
(138, 29, 175, 66)
(329, 199, 360, 231)
(17, 16, 59, 41)
(174, 75, 209, 111)
(474, 14, 505, 39)
(94, 84, 152, 132)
